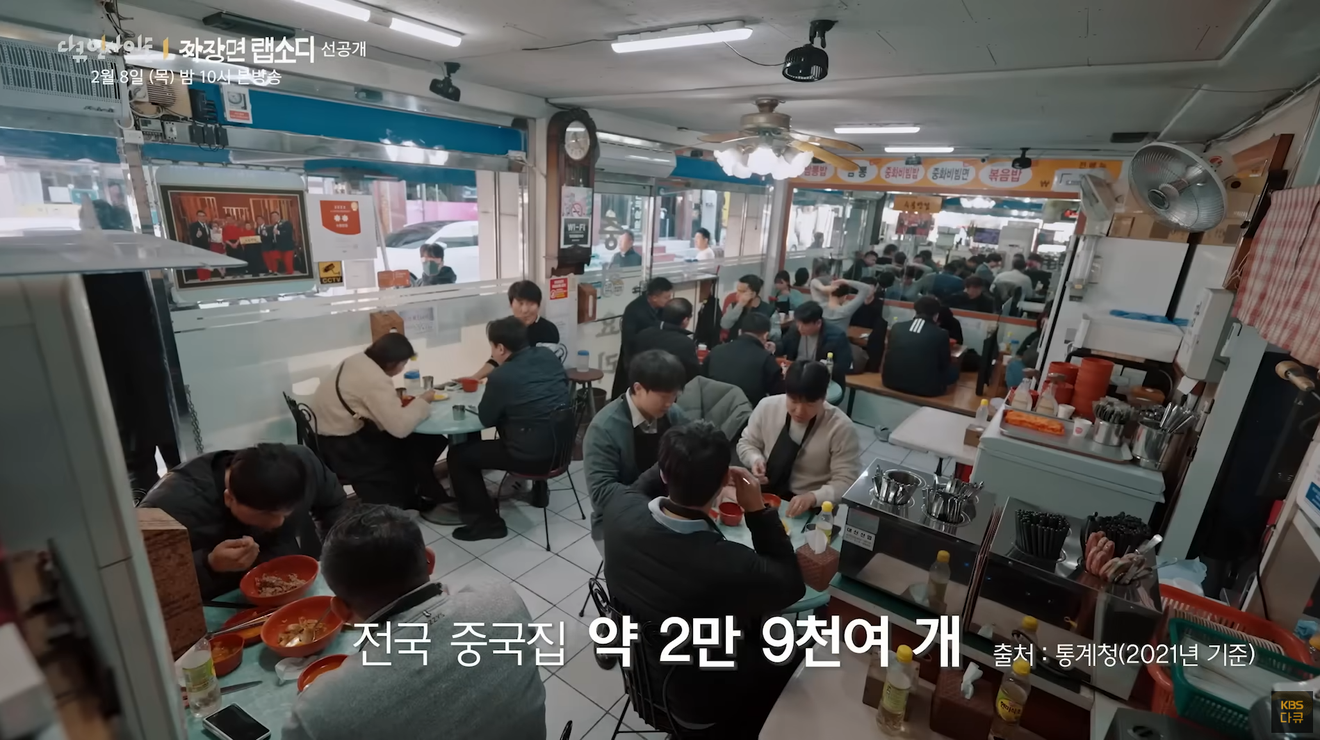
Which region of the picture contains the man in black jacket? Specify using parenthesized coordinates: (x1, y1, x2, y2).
(610, 277, 673, 398)
(187, 210, 212, 250)
(776, 301, 852, 386)
(883, 296, 956, 397)
(140, 443, 348, 598)
(946, 275, 998, 314)
(449, 317, 573, 541)
(602, 421, 805, 736)
(703, 311, 783, 406)
(632, 297, 700, 383)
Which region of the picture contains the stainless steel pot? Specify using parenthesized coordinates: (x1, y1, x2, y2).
(872, 469, 924, 505)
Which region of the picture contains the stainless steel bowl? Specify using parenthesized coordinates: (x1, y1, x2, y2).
(873, 469, 924, 505)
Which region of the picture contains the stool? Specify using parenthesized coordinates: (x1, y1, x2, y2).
(567, 368, 605, 425)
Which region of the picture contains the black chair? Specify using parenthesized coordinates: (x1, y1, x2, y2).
(558, 721, 572, 740)
(499, 407, 585, 551)
(282, 392, 322, 459)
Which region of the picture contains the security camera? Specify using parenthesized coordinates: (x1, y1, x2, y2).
(980, 156, 989, 163)
(430, 62, 461, 102)
(1012, 147, 1032, 170)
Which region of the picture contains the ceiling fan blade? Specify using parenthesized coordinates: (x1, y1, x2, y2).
(791, 140, 860, 172)
(789, 131, 863, 152)
(699, 132, 753, 144)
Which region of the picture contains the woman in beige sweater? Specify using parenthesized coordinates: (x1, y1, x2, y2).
(309, 333, 452, 520)
(737, 360, 863, 517)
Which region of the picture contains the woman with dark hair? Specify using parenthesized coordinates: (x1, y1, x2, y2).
(309, 333, 455, 521)
(736, 360, 862, 518)
(793, 267, 810, 287)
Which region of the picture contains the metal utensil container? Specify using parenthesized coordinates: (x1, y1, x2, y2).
(1132, 420, 1180, 471)
(873, 469, 924, 505)
(925, 488, 970, 523)
(1093, 419, 1124, 446)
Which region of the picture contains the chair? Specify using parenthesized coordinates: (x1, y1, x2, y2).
(500, 407, 585, 551)
(282, 392, 322, 459)
(586, 579, 702, 739)
(558, 722, 572, 740)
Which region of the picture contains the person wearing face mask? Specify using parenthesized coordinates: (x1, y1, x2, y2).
(284, 505, 545, 740)
(414, 243, 457, 286)
(737, 361, 862, 518)
(139, 443, 348, 598)
(601, 421, 805, 736)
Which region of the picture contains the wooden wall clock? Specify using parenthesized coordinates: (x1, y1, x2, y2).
(546, 108, 599, 275)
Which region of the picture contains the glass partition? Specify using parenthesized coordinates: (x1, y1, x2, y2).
(0, 156, 129, 235)
(372, 177, 486, 285)
(588, 184, 651, 273)
(653, 187, 727, 269)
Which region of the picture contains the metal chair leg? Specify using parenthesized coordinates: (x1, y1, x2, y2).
(541, 497, 551, 552)
(567, 469, 586, 521)
(578, 561, 603, 618)
(609, 697, 629, 740)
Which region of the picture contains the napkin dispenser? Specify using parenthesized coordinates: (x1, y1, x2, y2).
(968, 497, 1162, 700)
(839, 460, 998, 620)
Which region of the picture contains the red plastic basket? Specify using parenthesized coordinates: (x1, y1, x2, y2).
(1147, 585, 1310, 718)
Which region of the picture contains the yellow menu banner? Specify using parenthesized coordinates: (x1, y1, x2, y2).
(792, 157, 1125, 194)
(892, 194, 944, 213)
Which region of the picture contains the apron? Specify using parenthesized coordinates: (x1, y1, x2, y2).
(763, 414, 817, 499)
(316, 362, 400, 482)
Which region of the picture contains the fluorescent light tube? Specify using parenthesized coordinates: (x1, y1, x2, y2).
(613, 23, 752, 53)
(289, 0, 371, 22)
(390, 17, 463, 47)
(885, 146, 955, 153)
(834, 126, 921, 134)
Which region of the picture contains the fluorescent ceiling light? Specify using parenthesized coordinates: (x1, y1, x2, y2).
(612, 22, 751, 53)
(834, 125, 921, 134)
(599, 132, 663, 148)
(390, 17, 463, 47)
(290, 0, 371, 22)
(885, 146, 955, 153)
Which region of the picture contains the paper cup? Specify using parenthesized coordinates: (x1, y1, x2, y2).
(1057, 404, 1075, 420)
(1072, 418, 1092, 438)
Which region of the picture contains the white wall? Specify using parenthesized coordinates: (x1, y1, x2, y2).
(1220, 86, 1320, 177)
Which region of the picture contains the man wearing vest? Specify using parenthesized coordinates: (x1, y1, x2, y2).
(882, 296, 956, 397)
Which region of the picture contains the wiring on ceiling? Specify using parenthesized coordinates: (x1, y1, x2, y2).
(522, 38, 606, 51)
(702, 24, 782, 67)
(1209, 71, 1320, 146)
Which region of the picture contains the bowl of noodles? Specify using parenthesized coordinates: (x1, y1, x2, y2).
(261, 595, 345, 658)
(240, 554, 319, 607)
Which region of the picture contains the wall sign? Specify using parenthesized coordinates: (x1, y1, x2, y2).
(561, 185, 592, 251)
(220, 84, 252, 124)
(317, 260, 343, 285)
(792, 158, 1124, 194)
(307, 194, 378, 262)
(892, 194, 944, 214)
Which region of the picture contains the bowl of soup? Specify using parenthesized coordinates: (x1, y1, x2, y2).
(210, 633, 246, 677)
(240, 555, 319, 607)
(260, 595, 345, 658)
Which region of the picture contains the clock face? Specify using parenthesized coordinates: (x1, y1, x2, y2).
(564, 122, 591, 161)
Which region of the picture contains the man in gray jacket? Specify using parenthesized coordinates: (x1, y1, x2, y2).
(584, 350, 687, 550)
(283, 505, 546, 740)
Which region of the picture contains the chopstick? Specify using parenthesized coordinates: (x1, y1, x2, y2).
(203, 599, 249, 609)
(209, 610, 275, 639)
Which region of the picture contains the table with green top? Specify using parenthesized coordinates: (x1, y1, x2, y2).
(715, 504, 843, 614)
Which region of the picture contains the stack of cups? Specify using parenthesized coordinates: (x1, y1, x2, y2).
(1046, 362, 1079, 405)
(1072, 357, 1115, 420)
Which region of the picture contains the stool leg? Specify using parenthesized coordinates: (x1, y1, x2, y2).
(587, 381, 598, 417)
(567, 468, 585, 521)
(578, 561, 603, 618)
(542, 503, 551, 552)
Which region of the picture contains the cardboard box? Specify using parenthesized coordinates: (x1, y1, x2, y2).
(1107, 213, 1190, 243)
(1199, 190, 1258, 246)
(136, 509, 206, 658)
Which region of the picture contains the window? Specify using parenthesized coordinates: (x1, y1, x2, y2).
(0, 157, 127, 235)
(371, 174, 487, 286)
(587, 190, 650, 273)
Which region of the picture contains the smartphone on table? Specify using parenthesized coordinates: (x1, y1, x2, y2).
(202, 705, 271, 740)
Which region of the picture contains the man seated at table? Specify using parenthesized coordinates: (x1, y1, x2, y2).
(283, 505, 545, 740)
(992, 254, 1036, 297)
(702, 312, 783, 406)
(885, 265, 922, 302)
(722, 274, 781, 342)
(602, 421, 805, 737)
(882, 296, 957, 397)
(633, 297, 700, 383)
(449, 317, 572, 541)
(776, 301, 851, 386)
(610, 230, 643, 268)
(737, 361, 862, 517)
(847, 276, 883, 330)
(925, 260, 967, 300)
(819, 277, 876, 331)
(141, 443, 348, 598)
(584, 350, 688, 551)
(946, 275, 997, 314)
(466, 280, 561, 382)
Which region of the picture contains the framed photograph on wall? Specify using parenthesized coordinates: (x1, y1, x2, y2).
(158, 184, 312, 288)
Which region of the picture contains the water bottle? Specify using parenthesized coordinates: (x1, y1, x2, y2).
(181, 636, 221, 718)
(576, 350, 590, 372)
(817, 500, 834, 541)
(975, 398, 990, 423)
(823, 351, 835, 376)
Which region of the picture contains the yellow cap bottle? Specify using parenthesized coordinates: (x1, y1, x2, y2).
(896, 645, 913, 662)
(822, 501, 834, 513)
(936, 550, 950, 563)
(1013, 658, 1031, 675)
(1021, 616, 1038, 633)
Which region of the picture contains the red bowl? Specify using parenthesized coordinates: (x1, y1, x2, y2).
(239, 555, 319, 608)
(260, 595, 345, 659)
(210, 633, 246, 677)
(221, 607, 271, 646)
(762, 493, 782, 510)
(718, 501, 744, 527)
(458, 377, 480, 393)
(298, 654, 349, 692)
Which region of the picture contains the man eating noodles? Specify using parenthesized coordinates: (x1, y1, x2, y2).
(283, 505, 545, 740)
(140, 443, 348, 598)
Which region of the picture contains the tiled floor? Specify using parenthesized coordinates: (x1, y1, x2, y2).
(427, 423, 936, 738)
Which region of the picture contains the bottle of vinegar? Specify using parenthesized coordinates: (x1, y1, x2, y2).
(181, 636, 221, 718)
(877, 645, 916, 733)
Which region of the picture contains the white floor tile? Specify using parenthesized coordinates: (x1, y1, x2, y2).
(867, 440, 912, 466)
(580, 714, 626, 740)
(903, 449, 941, 473)
(524, 512, 590, 553)
(500, 502, 545, 535)
(548, 477, 591, 517)
(556, 582, 596, 623)
(539, 666, 551, 682)
(436, 558, 509, 592)
(418, 520, 444, 545)
(543, 675, 606, 740)
(557, 647, 624, 712)
(427, 537, 475, 579)
(419, 518, 459, 541)
(851, 421, 874, 440)
(603, 695, 667, 737)
(559, 534, 603, 575)
(538, 606, 593, 666)
(451, 526, 515, 557)
(483, 534, 556, 578)
(513, 582, 554, 619)
(520, 555, 594, 605)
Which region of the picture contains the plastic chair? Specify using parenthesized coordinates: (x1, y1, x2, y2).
(500, 407, 584, 551)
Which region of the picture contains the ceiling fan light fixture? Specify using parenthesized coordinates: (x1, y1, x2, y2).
(834, 125, 921, 134)
(747, 145, 780, 175)
(612, 21, 751, 53)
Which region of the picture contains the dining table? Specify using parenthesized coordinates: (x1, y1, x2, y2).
(714, 503, 842, 615)
(412, 385, 488, 440)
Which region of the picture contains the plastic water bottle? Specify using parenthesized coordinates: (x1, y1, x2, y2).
(817, 500, 834, 541)
(576, 350, 589, 372)
(975, 398, 990, 423)
(824, 351, 835, 376)
(927, 550, 950, 612)
(181, 636, 221, 718)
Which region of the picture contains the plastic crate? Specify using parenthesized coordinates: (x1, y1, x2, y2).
(1147, 586, 1310, 718)
(1166, 619, 1318, 739)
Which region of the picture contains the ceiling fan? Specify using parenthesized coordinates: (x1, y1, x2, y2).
(699, 97, 863, 172)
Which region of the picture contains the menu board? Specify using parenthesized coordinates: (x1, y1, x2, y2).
(794, 158, 1124, 194)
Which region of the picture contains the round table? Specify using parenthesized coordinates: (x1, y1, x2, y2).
(567, 368, 606, 422)
(413, 386, 488, 440)
(827, 381, 842, 405)
(716, 506, 840, 614)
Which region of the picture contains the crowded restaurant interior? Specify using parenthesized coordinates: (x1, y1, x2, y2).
(6, 1, 1320, 739)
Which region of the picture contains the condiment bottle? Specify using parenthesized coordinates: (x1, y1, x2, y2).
(1035, 382, 1057, 417)
(181, 636, 222, 718)
(824, 351, 835, 376)
(927, 550, 950, 613)
(1009, 379, 1034, 411)
(990, 658, 1032, 738)
(975, 398, 990, 423)
(817, 501, 834, 541)
(877, 645, 916, 733)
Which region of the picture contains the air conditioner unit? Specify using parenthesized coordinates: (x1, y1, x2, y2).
(0, 38, 128, 119)
(596, 141, 676, 178)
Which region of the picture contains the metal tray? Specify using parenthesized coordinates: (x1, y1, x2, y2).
(1000, 414, 1134, 464)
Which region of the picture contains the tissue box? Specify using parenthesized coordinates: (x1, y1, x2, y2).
(929, 666, 996, 740)
(137, 509, 207, 658)
(795, 543, 840, 591)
